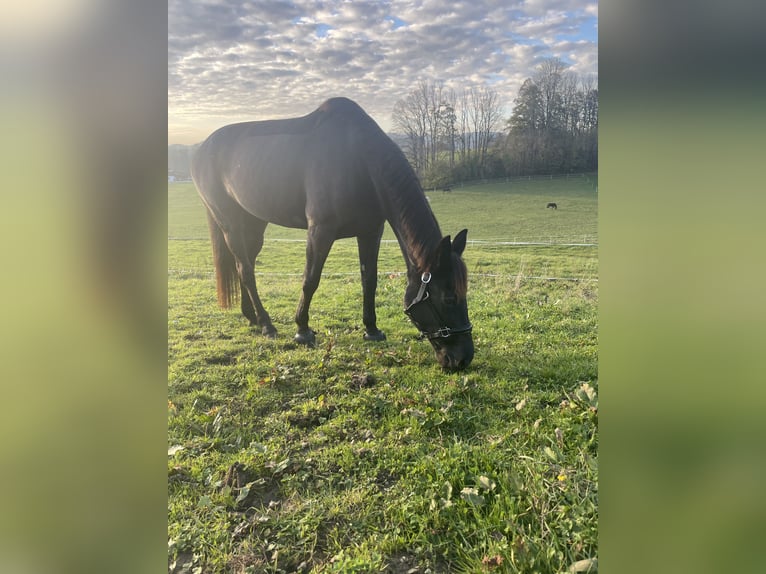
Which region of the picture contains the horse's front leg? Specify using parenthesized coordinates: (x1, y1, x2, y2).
(357, 227, 386, 341)
(294, 225, 335, 346)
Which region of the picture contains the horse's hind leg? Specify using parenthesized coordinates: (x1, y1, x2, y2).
(357, 226, 386, 341)
(225, 220, 277, 337)
(239, 222, 268, 326)
(294, 224, 336, 346)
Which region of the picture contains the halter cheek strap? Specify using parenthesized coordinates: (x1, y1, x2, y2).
(407, 272, 431, 307)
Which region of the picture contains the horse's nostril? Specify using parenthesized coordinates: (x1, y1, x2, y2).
(457, 353, 474, 370)
(441, 355, 468, 371)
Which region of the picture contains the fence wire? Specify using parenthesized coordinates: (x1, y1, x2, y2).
(169, 236, 597, 283)
(168, 268, 597, 283)
(169, 237, 598, 247)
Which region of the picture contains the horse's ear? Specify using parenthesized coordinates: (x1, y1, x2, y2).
(452, 229, 468, 257)
(433, 235, 452, 270)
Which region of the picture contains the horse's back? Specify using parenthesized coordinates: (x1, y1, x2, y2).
(191, 116, 315, 228)
(193, 101, 386, 233)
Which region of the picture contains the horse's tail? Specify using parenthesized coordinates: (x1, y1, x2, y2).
(205, 210, 239, 308)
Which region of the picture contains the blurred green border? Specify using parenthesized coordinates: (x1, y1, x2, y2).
(2, 1, 765, 572)
(600, 0, 766, 567)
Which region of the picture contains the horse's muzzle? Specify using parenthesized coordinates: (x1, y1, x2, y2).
(432, 334, 474, 371)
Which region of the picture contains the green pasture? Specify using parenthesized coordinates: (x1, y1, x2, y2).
(168, 176, 598, 573)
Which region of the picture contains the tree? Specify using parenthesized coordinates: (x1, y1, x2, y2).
(535, 57, 567, 131)
(504, 58, 598, 175)
(467, 87, 503, 176)
(436, 99, 457, 170)
(508, 79, 543, 133)
(392, 80, 449, 179)
(392, 95, 428, 175)
(392, 81, 503, 183)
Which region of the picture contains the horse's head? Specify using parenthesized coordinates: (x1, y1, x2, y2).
(405, 229, 474, 371)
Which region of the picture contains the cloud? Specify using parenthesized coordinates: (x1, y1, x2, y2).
(169, 0, 597, 143)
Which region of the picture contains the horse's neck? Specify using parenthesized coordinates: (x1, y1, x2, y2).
(363, 134, 442, 273)
(385, 193, 442, 275)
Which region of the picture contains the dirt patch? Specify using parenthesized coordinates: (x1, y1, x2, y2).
(168, 551, 194, 574)
(221, 462, 282, 510)
(385, 552, 421, 573)
(350, 372, 377, 390)
(205, 351, 238, 365)
(482, 554, 505, 569)
(222, 461, 252, 489)
(287, 405, 336, 429)
(227, 553, 267, 574)
(168, 465, 193, 484)
(375, 468, 399, 491)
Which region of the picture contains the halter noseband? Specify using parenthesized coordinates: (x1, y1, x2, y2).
(404, 272, 473, 340)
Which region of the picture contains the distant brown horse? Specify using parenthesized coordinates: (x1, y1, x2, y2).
(547, 202, 558, 209)
(191, 98, 474, 370)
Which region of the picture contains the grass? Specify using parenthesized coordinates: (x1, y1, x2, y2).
(168, 176, 598, 573)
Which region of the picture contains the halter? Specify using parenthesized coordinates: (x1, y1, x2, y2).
(404, 272, 473, 340)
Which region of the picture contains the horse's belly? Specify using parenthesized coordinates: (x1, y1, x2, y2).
(305, 191, 384, 237)
(223, 138, 310, 228)
(225, 168, 309, 228)
(237, 189, 309, 229)
(334, 212, 384, 238)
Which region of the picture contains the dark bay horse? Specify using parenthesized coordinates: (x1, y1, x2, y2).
(191, 97, 473, 370)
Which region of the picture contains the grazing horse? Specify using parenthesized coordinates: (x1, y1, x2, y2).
(546, 202, 558, 209)
(191, 97, 474, 370)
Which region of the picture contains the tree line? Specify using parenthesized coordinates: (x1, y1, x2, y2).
(391, 58, 598, 188)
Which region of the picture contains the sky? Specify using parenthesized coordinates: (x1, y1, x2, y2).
(168, 0, 597, 144)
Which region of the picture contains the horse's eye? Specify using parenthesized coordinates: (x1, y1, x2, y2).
(444, 295, 457, 306)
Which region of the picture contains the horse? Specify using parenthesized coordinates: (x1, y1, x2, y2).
(546, 202, 558, 209)
(191, 97, 474, 371)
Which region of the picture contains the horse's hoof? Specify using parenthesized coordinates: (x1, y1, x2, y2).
(293, 329, 316, 346)
(262, 325, 277, 338)
(363, 329, 387, 342)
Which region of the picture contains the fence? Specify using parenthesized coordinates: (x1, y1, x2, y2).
(168, 237, 598, 247)
(168, 237, 598, 284)
(168, 268, 598, 283)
